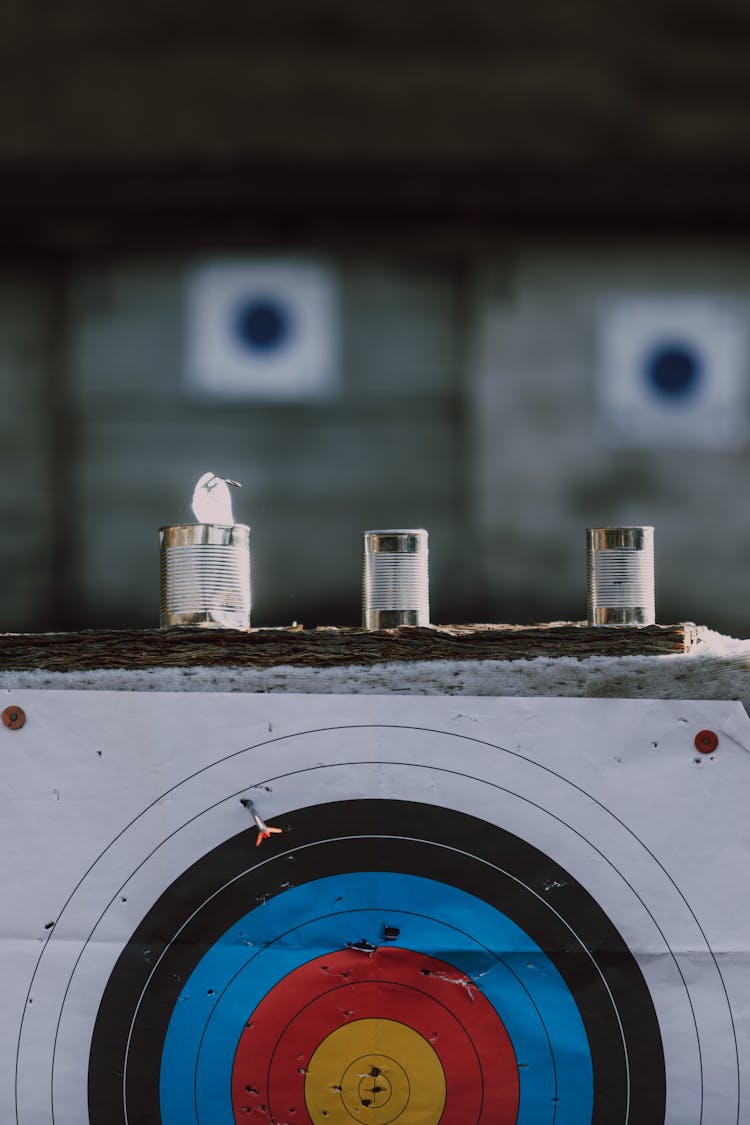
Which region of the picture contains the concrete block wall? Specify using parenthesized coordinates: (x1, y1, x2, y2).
(469, 245, 750, 633)
(0, 274, 56, 629)
(67, 256, 468, 627)
(1, 243, 749, 634)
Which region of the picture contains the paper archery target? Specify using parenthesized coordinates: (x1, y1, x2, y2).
(92, 803, 659, 1125)
(10, 697, 748, 1125)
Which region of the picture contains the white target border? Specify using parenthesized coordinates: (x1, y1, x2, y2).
(4, 691, 750, 1125)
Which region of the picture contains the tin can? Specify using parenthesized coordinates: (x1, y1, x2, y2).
(159, 523, 251, 629)
(586, 526, 655, 626)
(362, 529, 429, 629)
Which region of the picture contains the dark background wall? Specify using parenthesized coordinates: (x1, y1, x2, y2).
(1, 0, 749, 166)
(3, 0, 750, 246)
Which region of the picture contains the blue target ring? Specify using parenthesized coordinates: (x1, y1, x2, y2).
(160, 873, 593, 1125)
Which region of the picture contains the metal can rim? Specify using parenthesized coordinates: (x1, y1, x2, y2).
(159, 522, 250, 532)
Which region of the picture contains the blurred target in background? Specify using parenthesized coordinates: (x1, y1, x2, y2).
(185, 259, 341, 402)
(597, 296, 747, 447)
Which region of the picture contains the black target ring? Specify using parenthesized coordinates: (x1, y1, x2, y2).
(88, 800, 666, 1124)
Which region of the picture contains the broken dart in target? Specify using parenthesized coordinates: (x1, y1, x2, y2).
(240, 798, 284, 846)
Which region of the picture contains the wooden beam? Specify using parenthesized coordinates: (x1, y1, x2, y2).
(0, 623, 697, 672)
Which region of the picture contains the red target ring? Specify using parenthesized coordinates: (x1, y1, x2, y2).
(232, 946, 519, 1124)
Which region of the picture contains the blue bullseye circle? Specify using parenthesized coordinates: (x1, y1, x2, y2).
(233, 297, 292, 353)
(160, 872, 593, 1125)
(644, 341, 703, 402)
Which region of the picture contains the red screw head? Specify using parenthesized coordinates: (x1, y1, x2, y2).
(694, 729, 718, 754)
(2, 705, 26, 730)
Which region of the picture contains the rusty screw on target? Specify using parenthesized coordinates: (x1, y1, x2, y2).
(2, 705, 26, 730)
(694, 729, 719, 754)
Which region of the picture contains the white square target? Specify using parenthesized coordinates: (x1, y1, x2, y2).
(184, 259, 340, 401)
(3, 690, 750, 1125)
(597, 295, 747, 447)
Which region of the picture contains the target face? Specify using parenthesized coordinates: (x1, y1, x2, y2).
(5, 692, 750, 1125)
(597, 294, 747, 448)
(184, 259, 340, 402)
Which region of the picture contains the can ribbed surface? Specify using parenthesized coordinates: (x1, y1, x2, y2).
(362, 529, 429, 629)
(586, 527, 655, 626)
(159, 524, 251, 629)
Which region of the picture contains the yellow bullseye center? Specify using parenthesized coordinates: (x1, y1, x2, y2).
(305, 1018, 446, 1125)
(355, 1063, 393, 1108)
